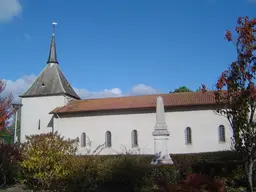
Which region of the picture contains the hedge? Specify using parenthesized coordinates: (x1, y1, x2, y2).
(0, 138, 245, 191)
(74, 151, 244, 191)
(0, 142, 21, 186)
(89, 150, 242, 163)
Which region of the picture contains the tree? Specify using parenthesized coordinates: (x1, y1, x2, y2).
(21, 132, 78, 190)
(0, 79, 13, 132)
(195, 86, 203, 92)
(202, 16, 256, 192)
(170, 86, 193, 93)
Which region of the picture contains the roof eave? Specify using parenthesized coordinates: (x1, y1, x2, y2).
(49, 103, 219, 115)
(20, 92, 80, 100)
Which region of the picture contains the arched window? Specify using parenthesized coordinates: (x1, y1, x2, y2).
(105, 131, 112, 147)
(219, 125, 226, 142)
(131, 130, 138, 148)
(81, 133, 86, 147)
(185, 127, 192, 144)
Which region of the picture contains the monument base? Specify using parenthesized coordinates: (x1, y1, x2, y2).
(160, 157, 173, 165)
(151, 152, 174, 165)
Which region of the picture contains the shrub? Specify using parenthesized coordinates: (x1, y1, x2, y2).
(0, 142, 21, 186)
(139, 165, 183, 192)
(74, 151, 243, 191)
(226, 165, 247, 188)
(65, 155, 111, 191)
(19, 147, 244, 191)
(183, 173, 226, 191)
(78, 155, 186, 192)
(156, 173, 227, 192)
(170, 150, 242, 165)
(20, 132, 78, 191)
(98, 155, 153, 192)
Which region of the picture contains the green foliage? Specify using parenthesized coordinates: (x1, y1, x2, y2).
(20, 132, 78, 191)
(17, 146, 245, 191)
(65, 155, 111, 191)
(226, 165, 247, 188)
(212, 16, 256, 191)
(0, 131, 247, 191)
(97, 155, 153, 192)
(225, 186, 247, 192)
(0, 142, 21, 186)
(195, 86, 202, 92)
(0, 132, 13, 145)
(139, 165, 182, 192)
(171, 86, 193, 93)
(171, 150, 242, 165)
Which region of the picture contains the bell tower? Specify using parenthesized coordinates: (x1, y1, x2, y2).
(19, 22, 80, 142)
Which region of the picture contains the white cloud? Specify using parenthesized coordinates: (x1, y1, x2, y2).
(2, 75, 37, 102)
(130, 84, 158, 95)
(2, 75, 160, 102)
(74, 87, 123, 99)
(0, 0, 22, 22)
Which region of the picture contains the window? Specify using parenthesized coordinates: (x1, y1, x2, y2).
(105, 131, 112, 147)
(131, 130, 138, 148)
(38, 119, 40, 130)
(185, 127, 192, 144)
(81, 133, 86, 147)
(219, 125, 226, 142)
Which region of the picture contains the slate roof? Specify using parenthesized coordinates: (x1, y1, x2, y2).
(20, 30, 80, 100)
(50, 91, 217, 114)
(20, 64, 80, 99)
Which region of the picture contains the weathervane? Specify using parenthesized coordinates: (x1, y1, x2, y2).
(52, 21, 57, 35)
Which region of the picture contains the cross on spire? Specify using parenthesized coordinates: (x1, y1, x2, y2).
(47, 22, 58, 64)
(52, 22, 57, 35)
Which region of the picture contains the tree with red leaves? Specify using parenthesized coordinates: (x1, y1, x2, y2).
(203, 16, 256, 191)
(0, 79, 13, 132)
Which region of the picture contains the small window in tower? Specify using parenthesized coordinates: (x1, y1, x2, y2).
(38, 119, 41, 130)
(41, 82, 45, 87)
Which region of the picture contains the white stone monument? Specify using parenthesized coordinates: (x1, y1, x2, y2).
(151, 96, 173, 164)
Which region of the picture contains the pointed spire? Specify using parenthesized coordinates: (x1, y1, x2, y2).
(47, 22, 58, 64)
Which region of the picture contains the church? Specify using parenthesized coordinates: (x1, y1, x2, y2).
(19, 26, 233, 155)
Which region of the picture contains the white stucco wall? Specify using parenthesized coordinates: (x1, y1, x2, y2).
(20, 95, 73, 142)
(54, 108, 233, 155)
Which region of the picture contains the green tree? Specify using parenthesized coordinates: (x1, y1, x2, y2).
(170, 86, 193, 93)
(202, 16, 256, 192)
(21, 132, 78, 190)
(195, 86, 202, 92)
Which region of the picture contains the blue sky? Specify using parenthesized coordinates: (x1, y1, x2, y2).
(0, 0, 255, 99)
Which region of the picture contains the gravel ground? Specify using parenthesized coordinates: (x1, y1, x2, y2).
(0, 185, 34, 192)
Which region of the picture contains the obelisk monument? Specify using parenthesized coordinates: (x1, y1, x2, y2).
(152, 96, 173, 164)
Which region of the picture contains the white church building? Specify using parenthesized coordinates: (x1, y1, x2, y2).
(19, 26, 233, 155)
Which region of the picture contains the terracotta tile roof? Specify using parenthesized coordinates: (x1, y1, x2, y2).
(50, 91, 217, 114)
